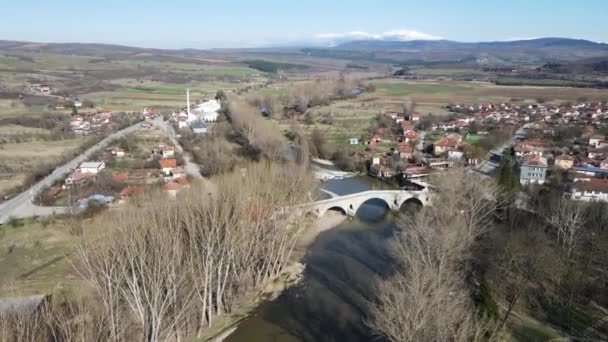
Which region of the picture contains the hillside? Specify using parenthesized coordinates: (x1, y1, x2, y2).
(303, 38, 608, 65)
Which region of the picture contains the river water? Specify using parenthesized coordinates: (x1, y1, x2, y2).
(227, 175, 402, 342)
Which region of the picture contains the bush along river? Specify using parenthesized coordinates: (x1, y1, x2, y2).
(226, 175, 407, 342)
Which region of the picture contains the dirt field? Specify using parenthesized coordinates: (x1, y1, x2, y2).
(369, 79, 608, 113)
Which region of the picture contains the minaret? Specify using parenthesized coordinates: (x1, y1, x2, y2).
(186, 88, 191, 117)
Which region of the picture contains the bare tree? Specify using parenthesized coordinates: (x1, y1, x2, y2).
(74, 162, 312, 341)
(545, 198, 585, 260)
(368, 170, 501, 342)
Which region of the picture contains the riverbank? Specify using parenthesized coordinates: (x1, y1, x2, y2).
(311, 159, 357, 180)
(201, 262, 306, 342)
(203, 213, 347, 341)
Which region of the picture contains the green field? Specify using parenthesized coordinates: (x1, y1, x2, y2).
(464, 134, 483, 143)
(254, 86, 288, 96)
(374, 82, 470, 97)
(495, 76, 593, 87)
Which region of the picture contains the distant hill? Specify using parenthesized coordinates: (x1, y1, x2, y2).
(304, 38, 608, 65)
(536, 58, 608, 74)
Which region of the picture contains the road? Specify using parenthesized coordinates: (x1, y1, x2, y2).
(157, 120, 201, 177)
(0, 118, 148, 224)
(474, 125, 528, 174)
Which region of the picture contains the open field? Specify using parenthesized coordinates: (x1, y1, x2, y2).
(0, 217, 79, 296)
(294, 77, 608, 152)
(374, 82, 471, 96)
(363, 78, 608, 116)
(0, 214, 116, 296)
(0, 138, 85, 197)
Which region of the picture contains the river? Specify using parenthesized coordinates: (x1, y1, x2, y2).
(227, 175, 403, 342)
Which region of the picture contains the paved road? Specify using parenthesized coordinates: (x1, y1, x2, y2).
(474, 125, 528, 175)
(0, 119, 147, 224)
(158, 120, 216, 192)
(158, 120, 202, 178)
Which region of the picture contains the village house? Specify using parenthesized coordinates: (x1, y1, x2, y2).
(162, 176, 190, 198)
(189, 120, 208, 134)
(143, 107, 155, 118)
(400, 121, 415, 134)
(153, 144, 175, 158)
(159, 158, 177, 176)
(349, 137, 359, 145)
(112, 172, 128, 183)
(403, 131, 417, 143)
(396, 142, 414, 159)
(111, 147, 125, 158)
(514, 139, 546, 158)
(519, 155, 548, 185)
(369, 163, 394, 179)
(571, 178, 608, 202)
(177, 113, 189, 128)
(555, 154, 574, 169)
(369, 156, 393, 179)
(433, 133, 462, 156)
(587, 147, 608, 160)
(65, 170, 94, 187)
(589, 134, 605, 147)
(79, 161, 106, 174)
(119, 185, 145, 202)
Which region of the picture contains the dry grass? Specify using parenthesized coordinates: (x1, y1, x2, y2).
(0, 218, 78, 296)
(0, 138, 85, 196)
(0, 124, 51, 135)
(0, 138, 84, 166)
(0, 174, 26, 197)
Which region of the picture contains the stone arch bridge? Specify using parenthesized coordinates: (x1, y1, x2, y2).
(307, 189, 431, 217)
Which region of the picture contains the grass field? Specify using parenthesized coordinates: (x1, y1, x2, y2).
(254, 86, 288, 96)
(0, 138, 85, 197)
(0, 218, 80, 296)
(496, 76, 594, 87)
(374, 82, 470, 96)
(464, 134, 483, 143)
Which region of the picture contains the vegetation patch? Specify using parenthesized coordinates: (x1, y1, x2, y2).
(374, 82, 469, 97)
(495, 76, 595, 87)
(243, 59, 309, 73)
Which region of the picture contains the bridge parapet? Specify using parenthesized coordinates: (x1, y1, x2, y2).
(306, 189, 431, 217)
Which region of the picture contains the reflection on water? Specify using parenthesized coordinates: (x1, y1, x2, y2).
(227, 177, 400, 342)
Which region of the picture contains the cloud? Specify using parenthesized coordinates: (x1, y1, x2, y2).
(504, 36, 541, 41)
(315, 29, 443, 42)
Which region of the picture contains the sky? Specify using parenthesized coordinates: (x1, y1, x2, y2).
(1, 0, 607, 49)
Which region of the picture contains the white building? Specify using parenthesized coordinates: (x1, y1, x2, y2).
(79, 161, 106, 174)
(571, 179, 608, 202)
(194, 99, 221, 122)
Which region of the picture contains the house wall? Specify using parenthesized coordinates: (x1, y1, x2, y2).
(572, 190, 608, 202)
(520, 165, 547, 185)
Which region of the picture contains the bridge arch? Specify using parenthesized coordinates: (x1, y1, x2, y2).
(353, 197, 391, 218)
(399, 197, 423, 213)
(324, 206, 347, 216)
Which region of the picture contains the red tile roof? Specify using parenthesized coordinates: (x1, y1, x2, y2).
(159, 158, 177, 169)
(112, 172, 128, 182)
(120, 185, 144, 198)
(573, 178, 608, 193)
